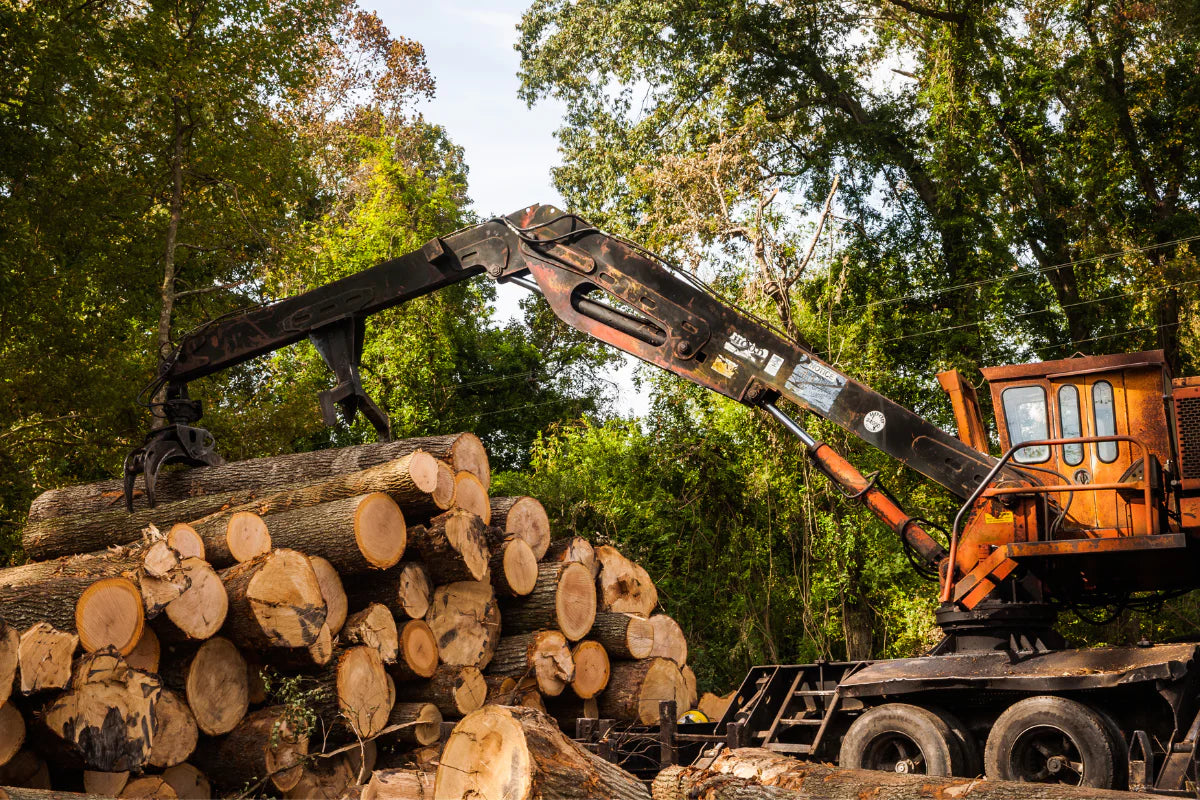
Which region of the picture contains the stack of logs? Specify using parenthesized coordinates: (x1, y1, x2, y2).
(0, 432, 701, 799)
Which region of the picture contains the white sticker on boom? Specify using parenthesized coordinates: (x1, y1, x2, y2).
(783, 357, 846, 413)
(764, 353, 784, 376)
(863, 411, 886, 433)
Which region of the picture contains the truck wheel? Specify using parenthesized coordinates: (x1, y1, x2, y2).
(984, 696, 1116, 788)
(928, 706, 982, 778)
(839, 703, 965, 777)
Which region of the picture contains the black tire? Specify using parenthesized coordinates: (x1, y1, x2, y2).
(984, 696, 1116, 788)
(928, 706, 983, 778)
(839, 703, 965, 777)
(1089, 704, 1128, 790)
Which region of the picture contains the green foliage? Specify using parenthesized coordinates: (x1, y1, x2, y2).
(260, 667, 329, 744)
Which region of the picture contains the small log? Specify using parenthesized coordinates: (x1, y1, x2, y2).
(502, 562, 596, 642)
(83, 771, 129, 796)
(598, 658, 689, 725)
(434, 705, 651, 800)
(395, 665, 485, 718)
(27, 434, 486, 519)
(75, 578, 144, 654)
(312, 646, 392, 739)
(487, 497, 549, 559)
(595, 545, 658, 617)
(488, 537, 538, 597)
(589, 612, 654, 660)
(0, 750, 50, 790)
(391, 619, 439, 681)
(160, 764, 210, 800)
(363, 769, 435, 800)
(347, 562, 430, 621)
(698, 690, 735, 721)
(648, 614, 687, 666)
(0, 621, 19, 704)
(411, 510, 489, 584)
(41, 649, 161, 771)
(16, 623, 77, 694)
(155, 557, 227, 642)
(219, 548, 327, 649)
(123, 627, 160, 673)
(543, 695, 599, 732)
(682, 665, 698, 710)
(485, 631, 574, 697)
(570, 641, 610, 699)
(193, 706, 309, 793)
(258, 493, 407, 575)
(343, 604, 400, 664)
(543, 536, 596, 577)
(424, 581, 500, 669)
(453, 473, 491, 525)
(120, 776, 177, 798)
(0, 702, 24, 768)
(187, 511, 270, 567)
(386, 702, 443, 746)
(160, 636, 248, 736)
(309, 555, 348, 634)
(147, 689, 198, 768)
(164, 524, 205, 561)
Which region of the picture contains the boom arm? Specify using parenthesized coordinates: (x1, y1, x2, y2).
(128, 204, 1016, 569)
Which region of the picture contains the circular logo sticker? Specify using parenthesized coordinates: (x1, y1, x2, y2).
(863, 411, 886, 433)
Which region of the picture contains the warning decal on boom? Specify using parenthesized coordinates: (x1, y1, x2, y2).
(784, 357, 845, 413)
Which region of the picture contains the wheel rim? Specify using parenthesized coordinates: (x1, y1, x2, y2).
(1008, 725, 1086, 785)
(862, 732, 927, 774)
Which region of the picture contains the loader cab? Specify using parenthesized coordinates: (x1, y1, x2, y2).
(978, 351, 1173, 536)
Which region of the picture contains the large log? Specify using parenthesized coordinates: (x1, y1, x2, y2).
(648, 614, 687, 666)
(598, 658, 689, 725)
(193, 706, 309, 794)
(28, 434, 489, 520)
(154, 557, 227, 642)
(385, 702, 443, 747)
(654, 747, 1176, 800)
(390, 619, 439, 681)
(363, 769, 435, 800)
(424, 581, 500, 670)
(308, 556, 348, 634)
(590, 612, 655, 660)
(16, 624, 77, 694)
(485, 631, 574, 697)
(434, 705, 650, 800)
(347, 562, 431, 621)
(395, 665, 486, 718)
(146, 689, 197, 768)
(570, 641, 610, 699)
(219, 549, 327, 649)
(0, 703, 24, 768)
(41, 649, 161, 772)
(595, 545, 658, 617)
(410, 510, 489, 585)
(488, 497, 550, 559)
(186, 511, 270, 567)
(502, 562, 596, 642)
(312, 646, 393, 739)
(0, 621, 19, 705)
(258, 493, 407, 575)
(488, 537, 538, 598)
(160, 636, 248, 736)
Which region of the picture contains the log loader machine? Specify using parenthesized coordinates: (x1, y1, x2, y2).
(124, 205, 1200, 793)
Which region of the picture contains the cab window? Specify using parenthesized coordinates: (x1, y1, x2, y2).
(1002, 385, 1050, 463)
(1058, 385, 1084, 465)
(1093, 381, 1118, 462)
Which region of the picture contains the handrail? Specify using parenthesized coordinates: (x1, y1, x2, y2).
(941, 434, 1154, 603)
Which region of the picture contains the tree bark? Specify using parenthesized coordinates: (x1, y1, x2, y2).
(595, 546, 658, 617)
(219, 549, 326, 649)
(424, 581, 500, 669)
(347, 562, 430, 621)
(502, 562, 596, 642)
(159, 636, 247, 736)
(485, 631, 574, 697)
(259, 493, 407, 575)
(192, 706, 309, 794)
(598, 658, 689, 725)
(489, 497, 550, 559)
(489, 537, 538, 598)
(411, 510, 489, 585)
(589, 613, 654, 660)
(434, 705, 651, 800)
(394, 665, 486, 719)
(16, 623, 77, 694)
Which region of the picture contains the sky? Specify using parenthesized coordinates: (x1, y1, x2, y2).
(370, 0, 651, 417)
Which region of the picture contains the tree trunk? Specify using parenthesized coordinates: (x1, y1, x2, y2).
(385, 703, 443, 747)
(16, 623, 77, 694)
(647, 614, 687, 666)
(40, 650, 162, 772)
(434, 705, 650, 800)
(395, 665, 486, 719)
(411, 510, 489, 584)
(489, 537, 538, 598)
(164, 524, 205, 561)
(192, 706, 309, 794)
(308, 555, 348, 635)
(489, 497, 550, 559)
(219, 549, 326, 649)
(390, 619, 439, 681)
(159, 636, 248, 736)
(502, 562, 596, 642)
(543, 537, 596, 577)
(155, 557, 227, 642)
(598, 658, 689, 725)
(311, 646, 393, 739)
(259, 493, 407, 575)
(347, 562, 430, 621)
(160, 763, 210, 800)
(485, 631, 574, 697)
(363, 768, 435, 800)
(595, 546, 658, 617)
(343, 604, 400, 664)
(424, 581, 500, 669)
(589, 613, 654, 660)
(652, 764, 799, 800)
(451, 473, 490, 524)
(187, 511, 270, 568)
(570, 641, 609, 700)
(146, 689, 198, 769)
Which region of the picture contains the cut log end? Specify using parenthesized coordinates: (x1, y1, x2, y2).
(556, 561, 598, 641)
(75, 577, 144, 655)
(571, 641, 611, 699)
(17, 622, 77, 694)
(222, 548, 326, 649)
(354, 492, 408, 569)
(163, 557, 227, 641)
(83, 770, 130, 796)
(388, 702, 443, 747)
(308, 555, 348, 635)
(343, 603, 400, 664)
(185, 636, 249, 736)
(492, 496, 551, 559)
(148, 689, 199, 768)
(121, 776, 179, 798)
(336, 646, 392, 738)
(124, 627, 160, 673)
(451, 473, 490, 524)
(0, 702, 25, 768)
(433, 461, 456, 510)
(649, 614, 687, 667)
(492, 537, 538, 597)
(397, 563, 432, 619)
(0, 624, 16, 707)
(161, 764, 211, 800)
(165, 524, 205, 561)
(396, 619, 439, 679)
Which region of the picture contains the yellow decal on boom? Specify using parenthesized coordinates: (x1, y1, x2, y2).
(985, 511, 1015, 524)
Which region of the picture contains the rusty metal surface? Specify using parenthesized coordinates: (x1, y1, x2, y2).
(838, 643, 1199, 697)
(980, 350, 1167, 382)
